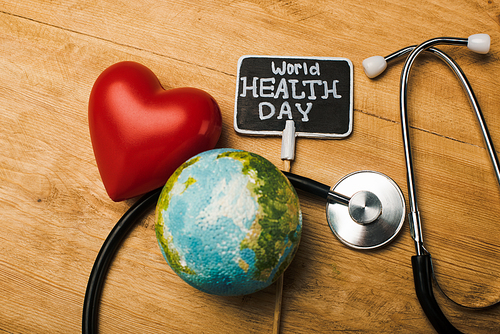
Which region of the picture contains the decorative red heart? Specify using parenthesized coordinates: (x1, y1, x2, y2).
(88, 61, 222, 201)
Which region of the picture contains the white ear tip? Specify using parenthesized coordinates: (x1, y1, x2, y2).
(468, 34, 490, 54)
(363, 56, 387, 78)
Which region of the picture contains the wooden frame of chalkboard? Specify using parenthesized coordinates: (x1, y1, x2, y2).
(234, 55, 353, 138)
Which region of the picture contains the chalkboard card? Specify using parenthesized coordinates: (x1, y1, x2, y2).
(234, 56, 353, 138)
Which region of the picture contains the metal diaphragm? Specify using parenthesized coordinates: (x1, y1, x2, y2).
(326, 170, 406, 249)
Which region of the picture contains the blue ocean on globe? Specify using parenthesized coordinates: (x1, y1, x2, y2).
(155, 148, 302, 296)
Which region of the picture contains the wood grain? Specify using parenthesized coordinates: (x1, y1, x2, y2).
(1, 0, 500, 332)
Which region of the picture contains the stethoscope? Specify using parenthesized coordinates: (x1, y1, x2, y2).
(362, 33, 500, 333)
(83, 35, 498, 334)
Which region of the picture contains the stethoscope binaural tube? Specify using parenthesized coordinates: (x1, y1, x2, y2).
(397, 36, 497, 257)
(364, 34, 499, 334)
(364, 35, 495, 256)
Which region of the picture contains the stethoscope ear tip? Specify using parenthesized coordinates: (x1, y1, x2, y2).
(362, 55, 387, 78)
(468, 33, 490, 54)
(363, 34, 491, 79)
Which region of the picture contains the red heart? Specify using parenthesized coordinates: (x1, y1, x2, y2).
(88, 61, 222, 201)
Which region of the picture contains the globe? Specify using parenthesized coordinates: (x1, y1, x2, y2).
(155, 148, 302, 296)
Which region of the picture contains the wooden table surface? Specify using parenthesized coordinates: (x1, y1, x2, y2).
(2, 0, 500, 333)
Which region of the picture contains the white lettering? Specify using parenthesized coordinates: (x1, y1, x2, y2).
(295, 103, 313, 122)
(294, 63, 302, 75)
(259, 102, 275, 120)
(271, 61, 286, 75)
(240, 77, 259, 98)
(302, 80, 323, 100)
(260, 78, 275, 98)
(310, 62, 320, 76)
(322, 80, 341, 99)
(277, 101, 293, 120)
(288, 79, 305, 99)
(274, 78, 289, 99)
(270, 61, 321, 76)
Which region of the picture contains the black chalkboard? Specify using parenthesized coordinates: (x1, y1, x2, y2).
(234, 56, 353, 138)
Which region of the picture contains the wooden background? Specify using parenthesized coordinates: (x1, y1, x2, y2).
(1, 0, 500, 332)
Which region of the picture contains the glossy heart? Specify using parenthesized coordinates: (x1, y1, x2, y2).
(88, 61, 222, 201)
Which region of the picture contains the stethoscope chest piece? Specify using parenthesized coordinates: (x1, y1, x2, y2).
(326, 170, 406, 249)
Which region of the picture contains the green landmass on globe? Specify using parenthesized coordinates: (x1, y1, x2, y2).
(155, 148, 302, 296)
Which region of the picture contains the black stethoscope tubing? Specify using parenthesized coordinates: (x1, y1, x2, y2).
(81, 173, 336, 333)
(82, 187, 162, 334)
(382, 39, 500, 333)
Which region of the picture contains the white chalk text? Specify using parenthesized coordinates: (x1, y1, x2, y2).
(239, 60, 342, 122)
